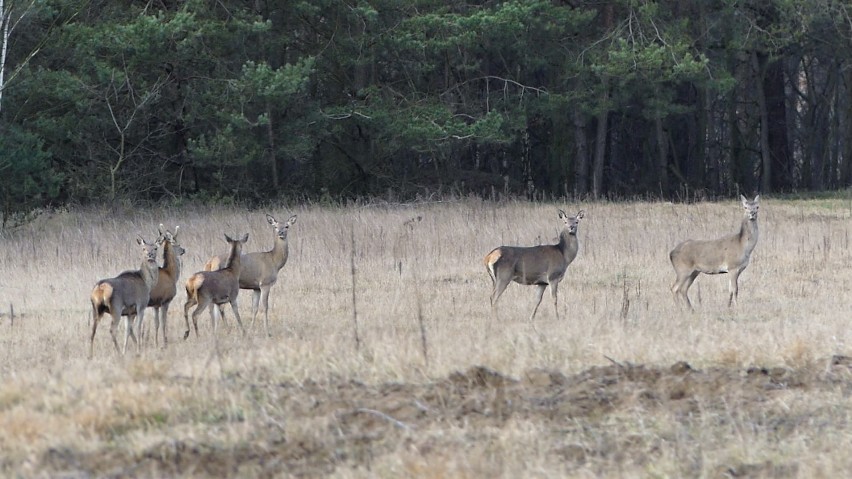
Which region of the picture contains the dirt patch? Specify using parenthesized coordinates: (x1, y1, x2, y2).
(35, 357, 852, 477)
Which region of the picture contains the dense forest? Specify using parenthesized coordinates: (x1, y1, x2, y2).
(2, 0, 852, 219)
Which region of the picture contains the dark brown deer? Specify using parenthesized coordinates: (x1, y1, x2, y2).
(184, 233, 249, 339)
(144, 224, 185, 348)
(89, 236, 159, 358)
(484, 210, 585, 321)
(204, 214, 297, 335)
(670, 195, 760, 309)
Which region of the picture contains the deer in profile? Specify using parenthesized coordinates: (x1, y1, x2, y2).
(670, 195, 760, 310)
(89, 236, 159, 358)
(484, 210, 585, 321)
(184, 233, 249, 339)
(204, 214, 297, 336)
(143, 224, 185, 348)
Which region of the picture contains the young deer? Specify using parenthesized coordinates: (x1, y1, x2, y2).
(144, 224, 185, 348)
(184, 233, 249, 339)
(89, 236, 159, 358)
(204, 214, 297, 336)
(670, 195, 760, 310)
(484, 210, 585, 321)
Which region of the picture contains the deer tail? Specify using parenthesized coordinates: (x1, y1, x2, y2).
(484, 248, 502, 283)
(91, 282, 113, 316)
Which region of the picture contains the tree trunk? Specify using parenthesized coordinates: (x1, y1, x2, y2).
(573, 110, 588, 197)
(592, 87, 608, 199)
(752, 51, 771, 194)
(656, 116, 668, 196)
(764, 57, 791, 191)
(266, 102, 279, 189)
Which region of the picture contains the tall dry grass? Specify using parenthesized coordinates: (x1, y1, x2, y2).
(1, 198, 852, 476)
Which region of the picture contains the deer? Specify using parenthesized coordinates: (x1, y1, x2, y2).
(142, 224, 186, 348)
(89, 236, 159, 359)
(204, 214, 297, 336)
(184, 233, 249, 339)
(484, 209, 585, 321)
(670, 195, 760, 310)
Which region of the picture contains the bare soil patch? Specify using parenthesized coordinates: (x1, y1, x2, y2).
(32, 356, 852, 478)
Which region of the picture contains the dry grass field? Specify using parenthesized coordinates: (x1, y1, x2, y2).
(2, 197, 852, 477)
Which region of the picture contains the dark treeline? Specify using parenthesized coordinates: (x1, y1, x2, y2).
(2, 0, 852, 218)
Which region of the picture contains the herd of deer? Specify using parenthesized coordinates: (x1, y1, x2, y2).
(89, 214, 297, 358)
(88, 195, 761, 358)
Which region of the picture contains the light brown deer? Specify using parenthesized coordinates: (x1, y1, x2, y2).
(484, 210, 585, 321)
(89, 236, 159, 358)
(143, 224, 185, 348)
(670, 195, 760, 309)
(204, 213, 297, 335)
(184, 233, 249, 339)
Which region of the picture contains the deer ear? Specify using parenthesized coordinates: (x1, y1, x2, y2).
(173, 225, 180, 238)
(224, 234, 232, 243)
(740, 194, 749, 204)
(287, 215, 297, 225)
(267, 214, 277, 225)
(241, 233, 250, 243)
(137, 235, 145, 246)
(557, 209, 567, 219)
(158, 224, 166, 235)
(576, 210, 585, 219)
(753, 194, 760, 203)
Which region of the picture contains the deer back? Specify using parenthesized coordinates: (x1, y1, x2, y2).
(671, 219, 758, 274)
(495, 244, 569, 284)
(98, 270, 153, 313)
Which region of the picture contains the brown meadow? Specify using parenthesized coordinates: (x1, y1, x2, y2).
(1, 198, 852, 477)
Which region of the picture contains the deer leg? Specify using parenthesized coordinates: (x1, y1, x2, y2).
(211, 303, 220, 335)
(529, 284, 547, 322)
(217, 305, 228, 328)
(191, 297, 211, 339)
(183, 297, 197, 340)
(109, 311, 121, 355)
(490, 276, 512, 320)
(249, 289, 261, 329)
(550, 281, 560, 321)
(122, 314, 132, 355)
(231, 298, 246, 335)
(90, 308, 102, 359)
(125, 312, 140, 355)
(149, 306, 158, 347)
(160, 301, 170, 348)
(679, 271, 700, 310)
(728, 269, 743, 307)
(260, 286, 271, 337)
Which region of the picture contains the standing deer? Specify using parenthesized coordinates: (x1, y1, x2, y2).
(670, 195, 760, 310)
(89, 236, 159, 358)
(204, 214, 297, 336)
(484, 210, 585, 321)
(184, 233, 249, 339)
(144, 224, 185, 348)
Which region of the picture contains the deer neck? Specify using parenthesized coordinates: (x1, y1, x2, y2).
(558, 229, 579, 260)
(162, 242, 180, 279)
(224, 244, 243, 274)
(141, 260, 159, 290)
(269, 234, 290, 269)
(738, 217, 759, 251)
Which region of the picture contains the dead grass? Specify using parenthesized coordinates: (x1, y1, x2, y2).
(1, 198, 852, 477)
